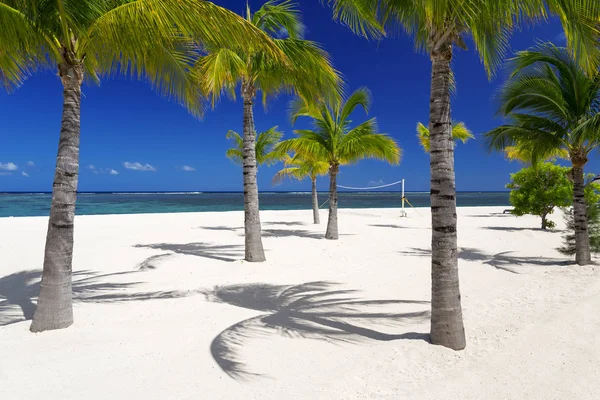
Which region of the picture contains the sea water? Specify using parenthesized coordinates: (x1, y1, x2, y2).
(0, 192, 510, 218)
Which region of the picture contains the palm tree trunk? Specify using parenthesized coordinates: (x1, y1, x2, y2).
(312, 177, 320, 224)
(428, 44, 466, 350)
(30, 60, 83, 332)
(325, 165, 338, 239)
(572, 164, 591, 265)
(241, 82, 266, 262)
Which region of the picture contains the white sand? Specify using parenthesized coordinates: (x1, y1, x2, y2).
(1, 206, 599, 399)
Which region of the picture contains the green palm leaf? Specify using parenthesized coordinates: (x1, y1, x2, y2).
(277, 87, 401, 168)
(416, 120, 474, 152)
(226, 126, 284, 166)
(485, 43, 600, 164)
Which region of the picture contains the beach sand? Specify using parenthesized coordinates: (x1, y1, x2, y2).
(1, 206, 599, 399)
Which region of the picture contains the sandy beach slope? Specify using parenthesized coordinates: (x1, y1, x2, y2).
(1, 206, 599, 399)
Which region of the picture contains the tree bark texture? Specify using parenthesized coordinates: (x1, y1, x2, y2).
(541, 212, 548, 230)
(30, 58, 83, 332)
(428, 43, 466, 350)
(312, 177, 320, 224)
(241, 81, 266, 262)
(325, 165, 339, 239)
(572, 163, 591, 265)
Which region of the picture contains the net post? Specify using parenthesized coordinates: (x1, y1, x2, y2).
(400, 179, 407, 217)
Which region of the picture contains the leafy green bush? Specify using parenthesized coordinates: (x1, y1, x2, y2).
(507, 163, 573, 229)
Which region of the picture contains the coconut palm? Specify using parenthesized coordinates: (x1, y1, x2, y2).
(485, 44, 600, 265)
(0, 0, 284, 333)
(416, 121, 474, 152)
(327, 0, 600, 350)
(276, 88, 401, 239)
(273, 153, 330, 224)
(226, 126, 283, 167)
(194, 0, 340, 262)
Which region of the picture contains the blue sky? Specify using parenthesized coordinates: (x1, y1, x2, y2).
(0, 1, 597, 192)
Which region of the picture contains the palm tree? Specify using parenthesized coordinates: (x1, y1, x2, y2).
(416, 121, 473, 152)
(0, 0, 283, 333)
(273, 153, 329, 224)
(194, 0, 340, 262)
(226, 126, 283, 167)
(485, 44, 600, 265)
(276, 88, 401, 239)
(327, 0, 600, 350)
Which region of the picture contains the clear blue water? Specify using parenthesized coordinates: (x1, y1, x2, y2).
(0, 192, 510, 218)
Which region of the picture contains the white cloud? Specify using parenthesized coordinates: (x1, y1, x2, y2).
(88, 164, 99, 174)
(181, 165, 196, 172)
(22, 171, 29, 177)
(368, 179, 384, 186)
(124, 162, 156, 172)
(0, 162, 18, 171)
(26, 161, 35, 167)
(109, 169, 119, 175)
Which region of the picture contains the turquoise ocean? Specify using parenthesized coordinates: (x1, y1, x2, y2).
(0, 192, 510, 218)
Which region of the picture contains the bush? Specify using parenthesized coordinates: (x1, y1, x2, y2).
(507, 163, 573, 229)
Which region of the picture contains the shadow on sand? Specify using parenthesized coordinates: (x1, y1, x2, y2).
(370, 224, 406, 229)
(134, 242, 244, 262)
(258, 229, 325, 240)
(195, 226, 243, 232)
(481, 226, 564, 233)
(467, 213, 516, 218)
(265, 221, 308, 227)
(0, 269, 196, 327)
(201, 281, 430, 380)
(399, 247, 572, 273)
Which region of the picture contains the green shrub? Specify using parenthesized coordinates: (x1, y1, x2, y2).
(507, 163, 573, 229)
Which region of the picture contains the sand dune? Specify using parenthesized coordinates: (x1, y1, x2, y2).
(1, 207, 598, 399)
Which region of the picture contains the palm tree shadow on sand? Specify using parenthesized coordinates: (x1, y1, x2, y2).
(0, 269, 195, 327)
(201, 281, 430, 380)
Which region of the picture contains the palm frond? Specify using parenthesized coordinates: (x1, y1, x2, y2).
(504, 145, 569, 163)
(547, 0, 600, 74)
(193, 48, 246, 107)
(275, 134, 332, 163)
(338, 117, 400, 164)
(339, 86, 370, 124)
(252, 0, 305, 39)
(226, 130, 244, 165)
(0, 1, 54, 90)
(254, 38, 342, 107)
(326, 0, 384, 39)
(416, 120, 473, 152)
(272, 166, 309, 185)
(487, 43, 600, 166)
(256, 126, 284, 165)
(416, 121, 431, 152)
(451, 121, 474, 143)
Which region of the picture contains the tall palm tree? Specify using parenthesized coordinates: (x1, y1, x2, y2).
(327, 0, 600, 350)
(194, 0, 340, 262)
(0, 0, 283, 333)
(226, 126, 283, 166)
(273, 153, 330, 224)
(416, 121, 473, 152)
(276, 88, 401, 239)
(485, 44, 600, 265)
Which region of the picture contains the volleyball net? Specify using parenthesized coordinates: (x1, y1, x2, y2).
(320, 179, 417, 216)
